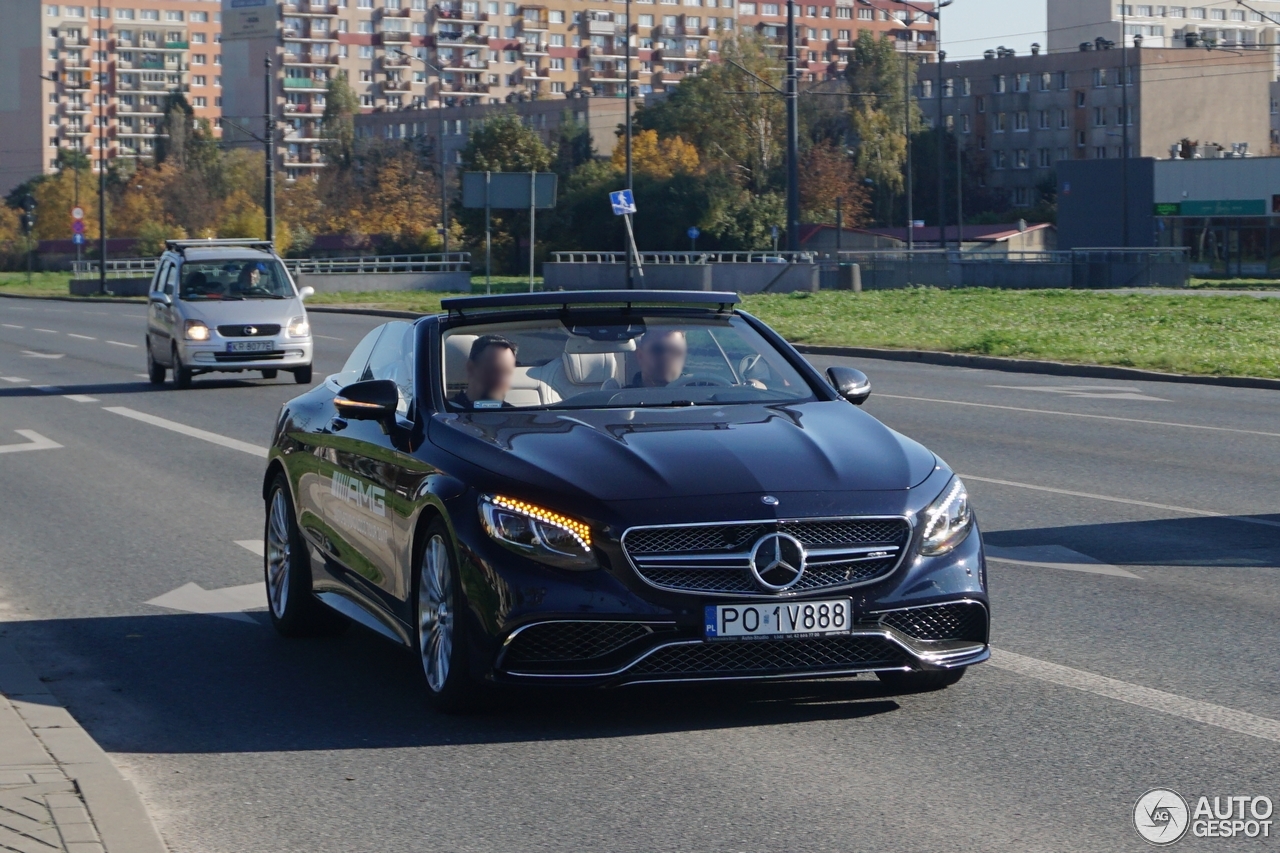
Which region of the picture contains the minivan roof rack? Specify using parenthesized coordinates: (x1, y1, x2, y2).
(165, 238, 276, 253)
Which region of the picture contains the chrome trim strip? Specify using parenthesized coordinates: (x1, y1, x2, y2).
(494, 619, 673, 671)
(620, 514, 915, 599)
(314, 591, 408, 645)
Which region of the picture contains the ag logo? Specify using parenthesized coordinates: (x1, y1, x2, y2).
(749, 532, 806, 592)
(1134, 788, 1190, 846)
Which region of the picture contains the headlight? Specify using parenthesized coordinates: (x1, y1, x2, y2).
(479, 495, 596, 570)
(184, 320, 210, 342)
(920, 476, 973, 557)
(287, 315, 310, 338)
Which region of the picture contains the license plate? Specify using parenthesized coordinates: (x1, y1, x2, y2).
(705, 599, 852, 640)
(227, 340, 274, 353)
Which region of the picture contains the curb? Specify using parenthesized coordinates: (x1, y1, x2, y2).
(0, 292, 144, 305)
(792, 344, 1280, 392)
(0, 634, 167, 853)
(307, 304, 424, 320)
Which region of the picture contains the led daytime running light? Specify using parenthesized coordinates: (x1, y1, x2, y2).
(923, 479, 965, 540)
(491, 495, 592, 551)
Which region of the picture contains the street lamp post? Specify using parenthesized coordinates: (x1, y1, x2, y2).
(265, 56, 276, 246)
(396, 49, 450, 256)
(625, 0, 635, 287)
(96, 0, 106, 295)
(1120, 7, 1131, 248)
(785, 0, 800, 251)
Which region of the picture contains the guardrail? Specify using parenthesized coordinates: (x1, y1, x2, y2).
(551, 251, 816, 265)
(71, 258, 157, 279)
(285, 253, 471, 273)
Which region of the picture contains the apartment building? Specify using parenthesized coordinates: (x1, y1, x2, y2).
(219, 0, 933, 179)
(0, 0, 223, 194)
(934, 45, 1271, 208)
(1048, 0, 1280, 52)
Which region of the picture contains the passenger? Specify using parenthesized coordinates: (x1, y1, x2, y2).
(453, 334, 517, 409)
(183, 270, 209, 298)
(628, 328, 688, 388)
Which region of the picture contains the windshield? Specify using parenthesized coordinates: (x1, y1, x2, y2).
(179, 258, 294, 300)
(441, 314, 816, 410)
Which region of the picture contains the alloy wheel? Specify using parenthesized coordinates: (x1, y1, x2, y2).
(266, 489, 292, 618)
(418, 535, 454, 693)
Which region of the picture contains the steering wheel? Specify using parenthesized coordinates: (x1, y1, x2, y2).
(670, 373, 732, 387)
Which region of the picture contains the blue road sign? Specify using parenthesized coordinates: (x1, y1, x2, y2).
(72, 233, 84, 245)
(771, 225, 779, 240)
(72, 219, 85, 234)
(687, 226, 700, 240)
(609, 189, 636, 216)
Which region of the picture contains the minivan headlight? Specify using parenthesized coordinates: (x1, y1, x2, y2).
(479, 495, 596, 570)
(920, 476, 973, 557)
(287, 315, 310, 338)
(184, 320, 210, 341)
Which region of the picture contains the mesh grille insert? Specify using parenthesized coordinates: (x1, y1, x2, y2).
(504, 622, 653, 665)
(630, 636, 906, 677)
(878, 603, 987, 643)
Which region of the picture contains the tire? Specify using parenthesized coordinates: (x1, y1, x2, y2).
(876, 667, 966, 692)
(414, 518, 482, 713)
(264, 473, 348, 638)
(261, 369, 279, 379)
(293, 365, 313, 385)
(146, 340, 166, 385)
(171, 345, 192, 389)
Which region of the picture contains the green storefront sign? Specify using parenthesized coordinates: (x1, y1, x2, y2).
(1153, 203, 1180, 216)
(1173, 199, 1268, 217)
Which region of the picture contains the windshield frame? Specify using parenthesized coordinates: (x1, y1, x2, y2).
(433, 307, 830, 413)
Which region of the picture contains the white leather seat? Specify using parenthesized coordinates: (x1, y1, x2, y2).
(443, 333, 559, 407)
(530, 337, 632, 399)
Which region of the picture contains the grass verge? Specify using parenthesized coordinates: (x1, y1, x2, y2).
(0, 271, 76, 297)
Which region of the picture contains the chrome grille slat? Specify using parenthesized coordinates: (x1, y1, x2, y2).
(623, 517, 911, 596)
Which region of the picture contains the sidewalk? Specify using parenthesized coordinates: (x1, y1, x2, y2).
(0, 635, 166, 853)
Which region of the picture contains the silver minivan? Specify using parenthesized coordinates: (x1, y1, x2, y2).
(145, 239, 315, 388)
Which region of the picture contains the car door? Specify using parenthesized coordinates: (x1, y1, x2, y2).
(157, 260, 181, 361)
(147, 258, 174, 356)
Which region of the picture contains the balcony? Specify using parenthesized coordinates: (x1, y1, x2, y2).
(520, 40, 548, 54)
(379, 7, 412, 16)
(440, 82, 490, 93)
(295, 2, 339, 14)
(64, 127, 90, 136)
(588, 68, 623, 81)
(63, 36, 91, 47)
(283, 102, 313, 113)
(438, 7, 487, 20)
(380, 30, 412, 42)
(521, 16, 549, 31)
(435, 30, 487, 45)
(383, 79, 413, 91)
(116, 103, 160, 113)
(521, 66, 548, 79)
(586, 19, 616, 35)
(285, 52, 340, 64)
(64, 103, 91, 113)
(384, 53, 412, 66)
(64, 79, 92, 89)
(163, 41, 189, 49)
(284, 76, 327, 89)
(63, 58, 92, 71)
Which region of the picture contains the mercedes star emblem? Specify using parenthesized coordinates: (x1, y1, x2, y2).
(761, 495, 780, 506)
(748, 532, 806, 592)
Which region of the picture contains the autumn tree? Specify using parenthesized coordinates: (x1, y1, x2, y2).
(800, 140, 870, 227)
(845, 31, 920, 224)
(610, 130, 700, 179)
(461, 112, 554, 173)
(321, 73, 361, 171)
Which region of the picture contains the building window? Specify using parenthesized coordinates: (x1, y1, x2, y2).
(975, 95, 984, 113)
(1014, 111, 1028, 131)
(1092, 67, 1106, 87)
(1058, 109, 1068, 128)
(1039, 71, 1051, 91)
(1077, 130, 1086, 147)
(1013, 187, 1029, 206)
(1095, 146, 1107, 158)
(1076, 90, 1086, 107)
(992, 150, 1007, 169)
(960, 114, 970, 133)
(993, 112, 1006, 132)
(1038, 109, 1050, 129)
(1038, 148, 1052, 167)
(1094, 106, 1107, 126)
(1014, 72, 1030, 92)
(993, 74, 1005, 93)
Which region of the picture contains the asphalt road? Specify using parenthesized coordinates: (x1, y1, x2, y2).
(1, 297, 1278, 853)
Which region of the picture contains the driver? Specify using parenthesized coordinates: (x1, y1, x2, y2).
(628, 328, 688, 388)
(453, 334, 517, 409)
(233, 262, 267, 294)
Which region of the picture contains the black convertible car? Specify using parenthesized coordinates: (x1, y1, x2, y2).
(262, 291, 988, 710)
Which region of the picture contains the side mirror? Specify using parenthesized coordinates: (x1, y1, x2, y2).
(827, 366, 871, 406)
(149, 291, 172, 306)
(298, 285, 315, 301)
(334, 379, 400, 422)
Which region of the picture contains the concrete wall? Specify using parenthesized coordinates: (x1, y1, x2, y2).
(1047, 0, 1125, 52)
(0, 0, 44, 196)
(294, 271, 472, 293)
(544, 263, 817, 294)
(1153, 157, 1280, 205)
(1057, 158, 1157, 249)
(70, 277, 152, 297)
(1138, 51, 1273, 159)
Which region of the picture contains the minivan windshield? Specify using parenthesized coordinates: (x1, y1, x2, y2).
(441, 314, 816, 410)
(179, 258, 294, 300)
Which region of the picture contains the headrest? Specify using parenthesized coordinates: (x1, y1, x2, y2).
(444, 334, 478, 384)
(564, 336, 637, 354)
(562, 352, 617, 385)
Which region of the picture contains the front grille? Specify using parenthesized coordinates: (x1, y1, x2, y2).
(504, 621, 653, 665)
(629, 635, 906, 677)
(623, 518, 911, 596)
(213, 350, 286, 362)
(218, 324, 281, 338)
(878, 603, 987, 644)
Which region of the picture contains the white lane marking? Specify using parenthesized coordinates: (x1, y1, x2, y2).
(985, 545, 1142, 579)
(102, 406, 268, 458)
(235, 539, 265, 557)
(133, 373, 149, 379)
(145, 582, 264, 624)
(0, 430, 62, 455)
(1, 324, 23, 329)
(33, 328, 58, 334)
(988, 384, 1170, 403)
(21, 351, 63, 359)
(1, 377, 27, 383)
(878, 393, 1280, 439)
(314, 334, 345, 341)
(67, 333, 96, 340)
(965, 474, 1280, 530)
(991, 648, 1280, 744)
(106, 340, 138, 348)
(63, 394, 99, 403)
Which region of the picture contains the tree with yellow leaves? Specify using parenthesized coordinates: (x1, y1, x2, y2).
(611, 129, 700, 180)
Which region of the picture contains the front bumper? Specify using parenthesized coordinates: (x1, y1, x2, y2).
(180, 336, 313, 372)
(453, 501, 989, 688)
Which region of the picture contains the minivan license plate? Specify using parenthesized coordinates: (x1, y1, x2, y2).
(705, 599, 852, 640)
(227, 341, 274, 353)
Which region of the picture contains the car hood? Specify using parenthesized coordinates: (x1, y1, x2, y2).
(179, 298, 303, 326)
(428, 401, 937, 502)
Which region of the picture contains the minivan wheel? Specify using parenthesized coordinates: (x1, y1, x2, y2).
(146, 340, 166, 385)
(293, 365, 312, 384)
(171, 345, 193, 389)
